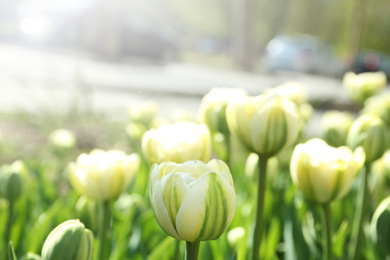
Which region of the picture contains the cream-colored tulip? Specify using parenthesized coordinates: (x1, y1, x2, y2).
(149, 160, 236, 242)
(343, 71, 386, 104)
(142, 121, 211, 164)
(347, 114, 389, 164)
(265, 82, 307, 105)
(363, 93, 390, 127)
(128, 101, 159, 127)
(291, 139, 365, 203)
(68, 149, 140, 201)
(199, 88, 247, 135)
(226, 94, 300, 157)
(321, 110, 354, 147)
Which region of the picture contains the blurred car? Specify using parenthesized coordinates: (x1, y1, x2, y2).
(348, 49, 390, 79)
(263, 34, 344, 77)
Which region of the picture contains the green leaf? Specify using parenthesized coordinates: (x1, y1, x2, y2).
(9, 241, 17, 260)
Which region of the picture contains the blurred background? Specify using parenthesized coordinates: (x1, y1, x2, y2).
(0, 0, 389, 117)
(0, 0, 389, 73)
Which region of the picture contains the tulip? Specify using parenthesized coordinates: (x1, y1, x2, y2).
(371, 197, 390, 255)
(226, 93, 300, 157)
(149, 160, 236, 242)
(343, 71, 386, 104)
(142, 121, 211, 164)
(128, 101, 159, 127)
(199, 88, 247, 136)
(41, 219, 93, 260)
(0, 164, 24, 202)
(291, 138, 365, 260)
(346, 114, 390, 259)
(291, 138, 365, 203)
(321, 110, 354, 147)
(347, 114, 389, 164)
(67, 149, 140, 201)
(265, 82, 307, 105)
(48, 129, 76, 153)
(363, 93, 390, 127)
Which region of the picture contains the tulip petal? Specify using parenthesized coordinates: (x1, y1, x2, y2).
(175, 171, 236, 242)
(149, 164, 181, 239)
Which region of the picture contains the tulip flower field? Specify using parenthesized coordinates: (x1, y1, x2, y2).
(1, 71, 390, 260)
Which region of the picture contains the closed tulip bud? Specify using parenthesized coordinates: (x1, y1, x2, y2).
(42, 219, 93, 260)
(347, 114, 389, 164)
(363, 93, 390, 127)
(321, 110, 354, 147)
(68, 149, 140, 201)
(291, 139, 365, 203)
(142, 121, 211, 164)
(265, 82, 307, 105)
(371, 197, 390, 255)
(149, 160, 236, 242)
(343, 71, 386, 104)
(199, 88, 247, 136)
(0, 161, 26, 202)
(226, 94, 300, 157)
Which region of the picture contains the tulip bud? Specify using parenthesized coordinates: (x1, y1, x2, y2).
(226, 94, 300, 157)
(371, 197, 390, 255)
(149, 160, 236, 242)
(0, 161, 26, 202)
(363, 93, 390, 127)
(68, 149, 140, 201)
(199, 88, 247, 136)
(321, 110, 354, 147)
(41, 219, 93, 260)
(343, 71, 386, 104)
(290, 139, 365, 203)
(48, 129, 76, 154)
(142, 121, 211, 164)
(347, 114, 389, 164)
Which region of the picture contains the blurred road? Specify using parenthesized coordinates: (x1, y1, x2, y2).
(0, 42, 351, 135)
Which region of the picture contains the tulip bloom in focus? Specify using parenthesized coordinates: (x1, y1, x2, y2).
(291, 138, 365, 203)
(142, 121, 211, 164)
(149, 160, 236, 242)
(68, 149, 140, 201)
(226, 94, 300, 157)
(42, 219, 93, 260)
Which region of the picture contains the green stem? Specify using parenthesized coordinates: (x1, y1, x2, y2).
(173, 239, 181, 260)
(5, 200, 14, 257)
(252, 155, 268, 260)
(322, 203, 332, 260)
(98, 200, 111, 260)
(348, 163, 370, 260)
(185, 241, 200, 260)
